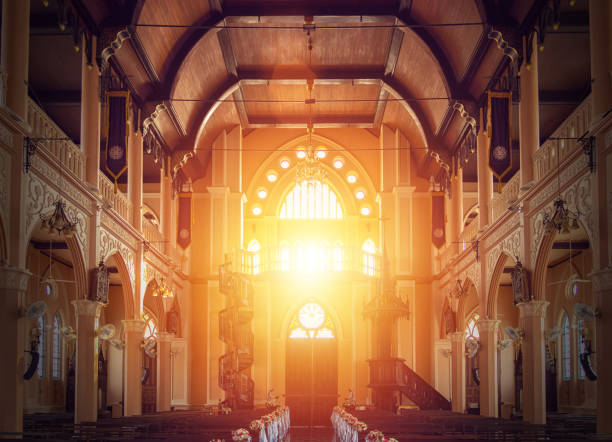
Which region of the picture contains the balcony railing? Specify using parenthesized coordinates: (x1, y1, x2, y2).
(234, 246, 381, 277)
(534, 94, 591, 182)
(142, 216, 163, 249)
(98, 171, 133, 224)
(491, 172, 520, 223)
(458, 213, 480, 251)
(27, 98, 85, 180)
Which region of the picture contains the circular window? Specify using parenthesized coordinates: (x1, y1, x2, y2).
(298, 303, 326, 329)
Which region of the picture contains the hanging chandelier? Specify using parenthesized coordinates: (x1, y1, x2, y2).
(543, 197, 579, 234)
(295, 147, 326, 183)
(153, 278, 174, 298)
(40, 199, 78, 237)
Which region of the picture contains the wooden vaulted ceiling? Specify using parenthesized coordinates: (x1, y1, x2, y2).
(27, 0, 591, 183)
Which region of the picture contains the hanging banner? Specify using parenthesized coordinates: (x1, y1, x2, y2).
(431, 192, 446, 249)
(487, 90, 512, 191)
(177, 192, 192, 249)
(104, 90, 129, 192)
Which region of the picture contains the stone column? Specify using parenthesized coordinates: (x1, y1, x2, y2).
(518, 300, 548, 424)
(1, 0, 30, 119)
(591, 268, 612, 434)
(450, 166, 464, 253)
(448, 331, 466, 413)
(477, 114, 492, 228)
(0, 264, 30, 436)
(477, 319, 500, 417)
(518, 33, 540, 189)
(156, 332, 174, 412)
(160, 163, 173, 254)
(589, 0, 612, 120)
(127, 125, 143, 232)
(122, 319, 145, 416)
(81, 35, 101, 190)
(72, 300, 103, 424)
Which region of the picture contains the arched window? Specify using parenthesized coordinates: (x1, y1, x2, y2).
(247, 240, 261, 274)
(289, 302, 335, 339)
(37, 315, 46, 378)
(52, 314, 61, 380)
(576, 317, 585, 380)
(143, 311, 158, 341)
(465, 312, 480, 340)
(333, 242, 344, 271)
(362, 239, 376, 276)
(561, 313, 571, 380)
(280, 180, 343, 219)
(279, 241, 290, 272)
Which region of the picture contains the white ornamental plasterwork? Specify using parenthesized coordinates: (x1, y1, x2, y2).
(100, 211, 139, 251)
(528, 154, 588, 214)
(0, 120, 13, 148)
(458, 261, 481, 295)
(25, 173, 89, 261)
(144, 251, 168, 277)
(482, 212, 520, 252)
(30, 155, 92, 210)
(0, 147, 9, 232)
(143, 261, 163, 287)
(530, 173, 592, 266)
(99, 227, 136, 289)
(486, 228, 521, 295)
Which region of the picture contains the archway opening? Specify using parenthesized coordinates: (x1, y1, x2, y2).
(285, 302, 337, 427)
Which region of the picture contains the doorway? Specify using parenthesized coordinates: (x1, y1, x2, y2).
(285, 302, 338, 426)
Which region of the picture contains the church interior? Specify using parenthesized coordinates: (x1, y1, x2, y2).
(0, 0, 611, 440)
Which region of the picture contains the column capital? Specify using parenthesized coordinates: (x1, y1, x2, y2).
(122, 319, 146, 333)
(476, 319, 501, 333)
(448, 331, 465, 343)
(157, 331, 175, 342)
(0, 263, 31, 292)
(207, 186, 230, 197)
(72, 299, 102, 317)
(590, 267, 612, 292)
(517, 300, 549, 318)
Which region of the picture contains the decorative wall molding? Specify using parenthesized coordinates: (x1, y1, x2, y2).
(486, 227, 521, 294)
(530, 173, 593, 266)
(100, 210, 139, 251)
(0, 146, 10, 233)
(99, 227, 136, 288)
(25, 172, 89, 266)
(0, 120, 13, 148)
(517, 300, 549, 318)
(0, 264, 31, 291)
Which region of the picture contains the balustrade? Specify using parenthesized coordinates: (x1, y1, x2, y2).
(142, 216, 163, 251)
(534, 94, 591, 182)
(458, 214, 480, 251)
(27, 98, 85, 180)
(491, 172, 520, 223)
(98, 172, 133, 224)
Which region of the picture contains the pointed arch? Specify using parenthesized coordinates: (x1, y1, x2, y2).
(143, 279, 166, 332)
(457, 278, 479, 331)
(279, 297, 344, 342)
(106, 252, 136, 320)
(487, 252, 515, 319)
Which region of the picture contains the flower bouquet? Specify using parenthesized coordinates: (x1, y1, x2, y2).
(353, 420, 368, 432)
(366, 429, 384, 442)
(231, 428, 250, 442)
(249, 419, 264, 431)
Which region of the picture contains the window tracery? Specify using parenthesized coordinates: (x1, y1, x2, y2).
(280, 180, 342, 219)
(289, 302, 335, 339)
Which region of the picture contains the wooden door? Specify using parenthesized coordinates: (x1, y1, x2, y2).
(286, 338, 337, 426)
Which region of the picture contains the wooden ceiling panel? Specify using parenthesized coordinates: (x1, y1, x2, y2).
(195, 101, 241, 153)
(136, 0, 212, 78)
(242, 83, 306, 116)
(310, 25, 393, 66)
(538, 33, 590, 92)
(313, 83, 379, 116)
(171, 33, 230, 133)
(381, 99, 427, 149)
(409, 0, 484, 80)
(441, 112, 466, 151)
(467, 44, 504, 100)
(153, 110, 182, 150)
(114, 40, 155, 98)
(393, 30, 450, 133)
(231, 26, 308, 66)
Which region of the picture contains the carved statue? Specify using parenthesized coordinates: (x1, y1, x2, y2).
(89, 260, 109, 304)
(511, 259, 531, 305)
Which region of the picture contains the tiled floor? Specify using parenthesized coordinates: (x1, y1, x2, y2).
(286, 426, 336, 442)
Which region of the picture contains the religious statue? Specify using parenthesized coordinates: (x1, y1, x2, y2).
(265, 388, 278, 409)
(89, 260, 109, 304)
(343, 388, 356, 410)
(510, 259, 531, 305)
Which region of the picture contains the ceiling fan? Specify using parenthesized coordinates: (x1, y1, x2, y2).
(547, 239, 590, 298)
(37, 240, 76, 289)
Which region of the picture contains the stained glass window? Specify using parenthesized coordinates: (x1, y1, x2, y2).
(143, 311, 158, 340)
(37, 315, 46, 378)
(465, 312, 480, 340)
(280, 180, 342, 219)
(576, 317, 585, 380)
(289, 302, 335, 339)
(52, 314, 61, 380)
(561, 314, 571, 380)
(362, 239, 376, 276)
